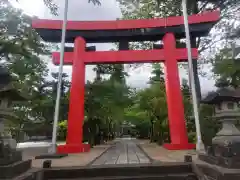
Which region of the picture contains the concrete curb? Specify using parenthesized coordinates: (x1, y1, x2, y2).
(136, 143, 156, 163)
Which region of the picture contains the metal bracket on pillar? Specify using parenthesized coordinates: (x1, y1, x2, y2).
(153, 42, 186, 49)
(119, 41, 129, 50)
(64, 46, 96, 52)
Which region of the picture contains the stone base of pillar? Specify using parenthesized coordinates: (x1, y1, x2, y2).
(199, 153, 240, 169)
(57, 143, 90, 154)
(195, 161, 240, 180)
(0, 159, 32, 179)
(163, 143, 196, 150)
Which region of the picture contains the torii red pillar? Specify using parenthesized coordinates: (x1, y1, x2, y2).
(162, 33, 194, 150)
(58, 37, 90, 153)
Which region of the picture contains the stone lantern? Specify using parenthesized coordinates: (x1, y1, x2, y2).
(0, 67, 32, 179)
(0, 84, 27, 145)
(199, 87, 240, 168)
(0, 85, 27, 166)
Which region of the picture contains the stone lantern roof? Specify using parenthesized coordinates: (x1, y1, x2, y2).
(0, 66, 11, 87)
(0, 66, 26, 102)
(201, 87, 240, 104)
(0, 66, 26, 119)
(0, 84, 27, 119)
(0, 84, 26, 102)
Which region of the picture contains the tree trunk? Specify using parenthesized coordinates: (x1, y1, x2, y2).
(150, 119, 154, 142)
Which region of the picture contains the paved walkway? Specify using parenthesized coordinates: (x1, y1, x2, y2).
(91, 139, 150, 166)
(26, 139, 196, 168)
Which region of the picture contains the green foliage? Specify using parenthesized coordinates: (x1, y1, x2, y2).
(30, 73, 70, 124)
(212, 44, 240, 88)
(83, 64, 131, 145)
(119, 0, 240, 54)
(123, 64, 169, 144)
(123, 65, 208, 145)
(0, 1, 72, 140)
(124, 98, 150, 139)
(199, 104, 218, 146)
(58, 120, 67, 140)
(41, 0, 58, 15)
(119, 0, 240, 103)
(180, 78, 219, 145)
(1, 1, 49, 61)
(116, 0, 237, 147)
(149, 63, 164, 84)
(0, 0, 50, 137)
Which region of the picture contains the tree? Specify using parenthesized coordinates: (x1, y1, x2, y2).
(149, 63, 164, 84)
(212, 44, 240, 88)
(118, 0, 240, 102)
(83, 63, 131, 145)
(0, 0, 57, 139)
(125, 64, 168, 143)
(1, 0, 49, 63)
(180, 78, 197, 142)
(199, 103, 218, 146)
(124, 102, 150, 139)
(1, 0, 49, 99)
(30, 73, 70, 124)
(125, 65, 216, 146)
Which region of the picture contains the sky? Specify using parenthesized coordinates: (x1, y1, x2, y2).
(13, 0, 216, 93)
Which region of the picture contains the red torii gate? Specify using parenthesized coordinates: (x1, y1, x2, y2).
(53, 34, 198, 153)
(32, 11, 219, 154)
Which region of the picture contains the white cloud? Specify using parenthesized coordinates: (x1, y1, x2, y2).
(45, 0, 121, 21)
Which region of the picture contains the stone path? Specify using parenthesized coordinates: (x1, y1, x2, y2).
(91, 139, 150, 166)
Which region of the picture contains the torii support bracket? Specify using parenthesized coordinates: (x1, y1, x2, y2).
(54, 33, 198, 153)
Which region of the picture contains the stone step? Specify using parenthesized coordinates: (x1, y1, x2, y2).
(50, 173, 197, 180)
(43, 163, 194, 180)
(0, 160, 32, 179)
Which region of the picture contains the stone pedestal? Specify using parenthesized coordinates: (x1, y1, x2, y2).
(0, 135, 33, 179)
(194, 161, 240, 180)
(199, 118, 240, 169)
(0, 68, 33, 179)
(0, 121, 32, 179)
(0, 118, 20, 164)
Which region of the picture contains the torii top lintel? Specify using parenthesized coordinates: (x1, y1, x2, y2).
(32, 11, 220, 43)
